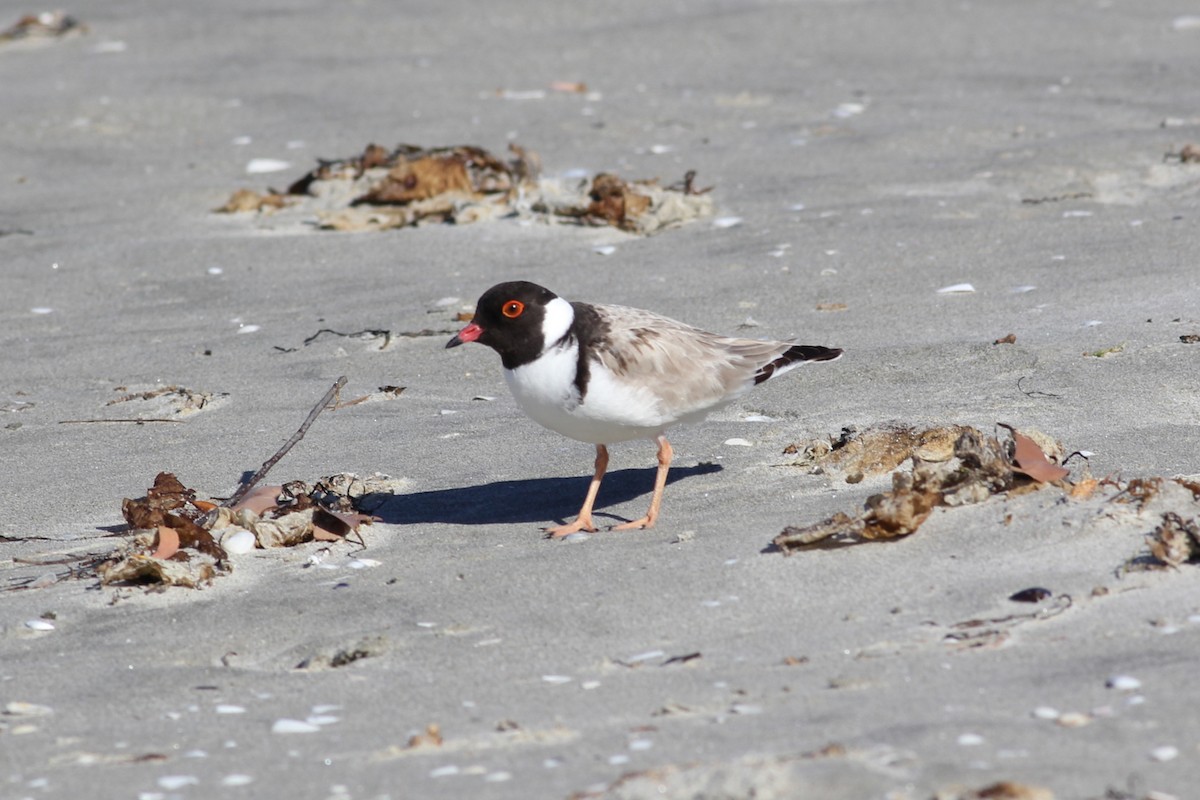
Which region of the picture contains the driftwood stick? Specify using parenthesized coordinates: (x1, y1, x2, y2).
(223, 376, 347, 508)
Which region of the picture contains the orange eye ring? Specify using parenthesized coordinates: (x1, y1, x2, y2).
(502, 300, 525, 318)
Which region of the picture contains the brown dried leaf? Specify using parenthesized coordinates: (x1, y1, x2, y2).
(166, 513, 226, 560)
(312, 507, 373, 541)
(993, 333, 1017, 345)
(815, 302, 848, 312)
(122, 472, 198, 529)
(1001, 425, 1070, 483)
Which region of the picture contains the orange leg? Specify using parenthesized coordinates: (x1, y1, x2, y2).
(613, 435, 673, 531)
(546, 444, 608, 538)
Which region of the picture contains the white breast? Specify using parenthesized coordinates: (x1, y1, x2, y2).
(505, 345, 671, 445)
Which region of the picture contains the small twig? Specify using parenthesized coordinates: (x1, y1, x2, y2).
(58, 418, 185, 424)
(1016, 376, 1063, 399)
(223, 376, 347, 509)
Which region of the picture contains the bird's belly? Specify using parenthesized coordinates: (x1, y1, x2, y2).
(504, 354, 675, 444)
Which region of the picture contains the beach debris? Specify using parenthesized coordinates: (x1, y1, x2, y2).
(0, 11, 86, 44)
(216, 142, 713, 235)
(272, 718, 321, 734)
(943, 594, 1073, 650)
(936, 282, 976, 294)
(933, 781, 1055, 800)
(775, 424, 1073, 553)
(784, 423, 972, 480)
(406, 724, 444, 750)
(1163, 143, 1200, 164)
(93, 378, 404, 589)
(1181, 333, 1200, 344)
(1001, 424, 1071, 483)
(1084, 342, 1125, 357)
(994, 333, 1017, 345)
(1008, 587, 1052, 603)
(1147, 511, 1200, 567)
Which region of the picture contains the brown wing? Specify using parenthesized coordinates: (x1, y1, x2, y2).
(588, 304, 801, 416)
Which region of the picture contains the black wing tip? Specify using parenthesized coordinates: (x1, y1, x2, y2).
(787, 345, 843, 363)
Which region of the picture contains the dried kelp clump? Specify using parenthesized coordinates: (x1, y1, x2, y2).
(217, 142, 713, 234)
(774, 424, 1072, 553)
(0, 11, 85, 44)
(99, 471, 396, 588)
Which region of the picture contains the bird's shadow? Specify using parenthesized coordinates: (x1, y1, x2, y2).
(369, 463, 723, 527)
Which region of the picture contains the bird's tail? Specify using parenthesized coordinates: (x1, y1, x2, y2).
(754, 345, 843, 385)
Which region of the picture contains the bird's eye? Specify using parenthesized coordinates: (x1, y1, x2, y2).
(502, 300, 525, 318)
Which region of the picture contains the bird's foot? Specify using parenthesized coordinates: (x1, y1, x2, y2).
(544, 518, 598, 538)
(611, 516, 655, 531)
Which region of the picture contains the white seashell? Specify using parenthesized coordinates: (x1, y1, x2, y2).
(347, 558, 381, 569)
(560, 532, 590, 543)
(215, 705, 246, 715)
(1149, 745, 1178, 762)
(430, 765, 460, 777)
(608, 754, 631, 765)
(712, 216, 743, 228)
(30, 307, 54, 315)
(1032, 706, 1060, 720)
(5, 701, 53, 717)
(485, 771, 512, 782)
(629, 739, 654, 751)
(245, 158, 291, 174)
(24, 619, 55, 631)
(936, 283, 976, 294)
(271, 718, 321, 734)
(724, 438, 753, 447)
(157, 776, 199, 790)
(742, 414, 774, 422)
(1106, 675, 1142, 691)
(1010, 285, 1036, 293)
(541, 675, 572, 684)
(592, 245, 617, 256)
(957, 733, 985, 746)
(833, 102, 866, 118)
(221, 530, 256, 555)
(305, 715, 339, 726)
(581, 680, 601, 690)
(221, 775, 254, 787)
(1055, 711, 1092, 728)
(1062, 210, 1093, 218)
(730, 703, 763, 715)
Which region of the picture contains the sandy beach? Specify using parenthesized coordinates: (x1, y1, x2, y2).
(3, 1, 1200, 797)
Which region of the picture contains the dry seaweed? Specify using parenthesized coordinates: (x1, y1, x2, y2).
(1147, 512, 1200, 567)
(217, 141, 713, 235)
(775, 425, 1071, 553)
